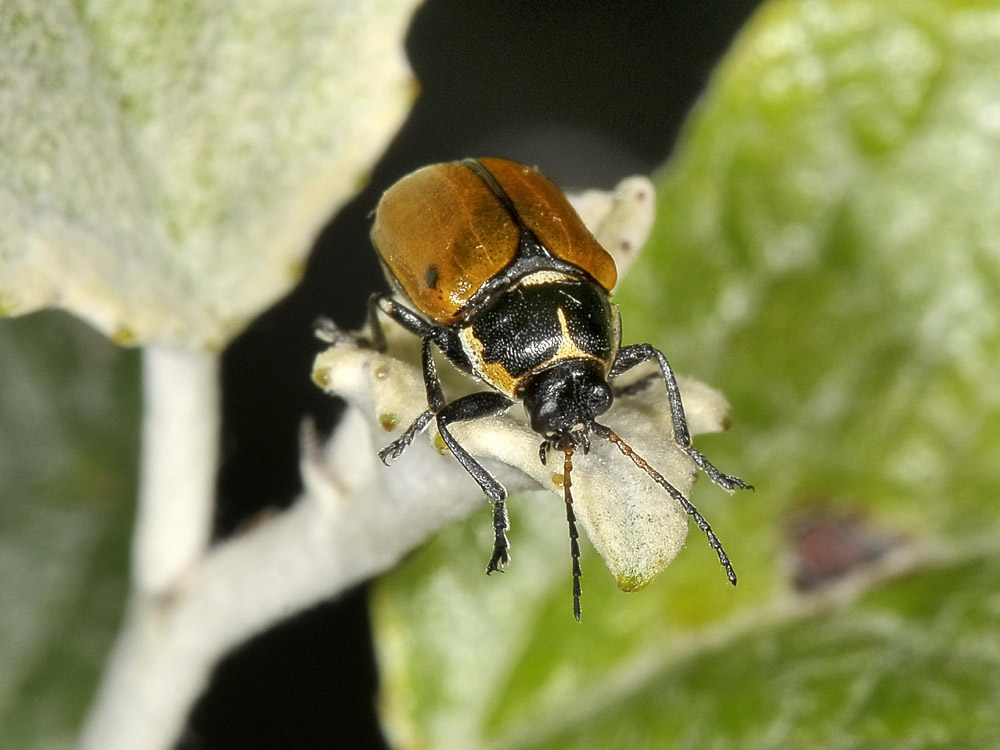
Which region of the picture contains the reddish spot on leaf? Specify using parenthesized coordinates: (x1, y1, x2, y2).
(788, 507, 903, 591)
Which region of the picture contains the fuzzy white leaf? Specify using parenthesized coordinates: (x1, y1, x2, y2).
(568, 175, 656, 284)
(0, 0, 419, 348)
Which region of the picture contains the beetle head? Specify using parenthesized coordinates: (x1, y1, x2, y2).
(521, 359, 613, 448)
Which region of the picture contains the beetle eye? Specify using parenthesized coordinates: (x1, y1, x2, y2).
(588, 381, 612, 417)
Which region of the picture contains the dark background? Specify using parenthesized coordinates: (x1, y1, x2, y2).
(185, 2, 761, 748)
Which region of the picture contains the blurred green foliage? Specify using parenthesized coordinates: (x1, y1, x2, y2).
(0, 312, 138, 748)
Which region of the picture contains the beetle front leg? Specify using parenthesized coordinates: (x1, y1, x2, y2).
(378, 409, 434, 464)
(414, 329, 512, 571)
(377, 338, 516, 568)
(379, 334, 448, 461)
(611, 344, 750, 492)
(434, 391, 515, 570)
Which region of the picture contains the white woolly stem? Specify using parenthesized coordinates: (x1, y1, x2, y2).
(133, 345, 219, 595)
(79, 405, 484, 750)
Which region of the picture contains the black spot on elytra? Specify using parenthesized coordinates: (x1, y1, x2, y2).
(425, 265, 439, 289)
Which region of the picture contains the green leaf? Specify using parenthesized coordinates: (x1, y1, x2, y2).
(0, 312, 139, 749)
(511, 551, 1000, 749)
(0, 0, 419, 348)
(371, 0, 1000, 747)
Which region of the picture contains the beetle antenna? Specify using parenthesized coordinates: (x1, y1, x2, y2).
(591, 423, 738, 586)
(562, 444, 583, 621)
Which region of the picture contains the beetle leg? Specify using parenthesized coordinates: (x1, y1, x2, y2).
(313, 295, 409, 352)
(418, 336, 447, 412)
(378, 337, 516, 568)
(434, 390, 515, 571)
(612, 371, 659, 398)
(373, 294, 456, 359)
(434, 391, 513, 500)
(685, 446, 751, 492)
(610, 344, 691, 442)
(362, 293, 389, 351)
(377, 409, 434, 464)
(611, 344, 750, 492)
(313, 315, 353, 345)
(489, 500, 511, 573)
(376, 295, 437, 339)
(377, 335, 445, 462)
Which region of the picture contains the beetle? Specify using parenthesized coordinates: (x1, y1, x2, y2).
(330, 157, 749, 620)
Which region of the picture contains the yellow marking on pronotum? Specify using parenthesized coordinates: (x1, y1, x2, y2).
(459, 327, 519, 396)
(554, 308, 593, 361)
